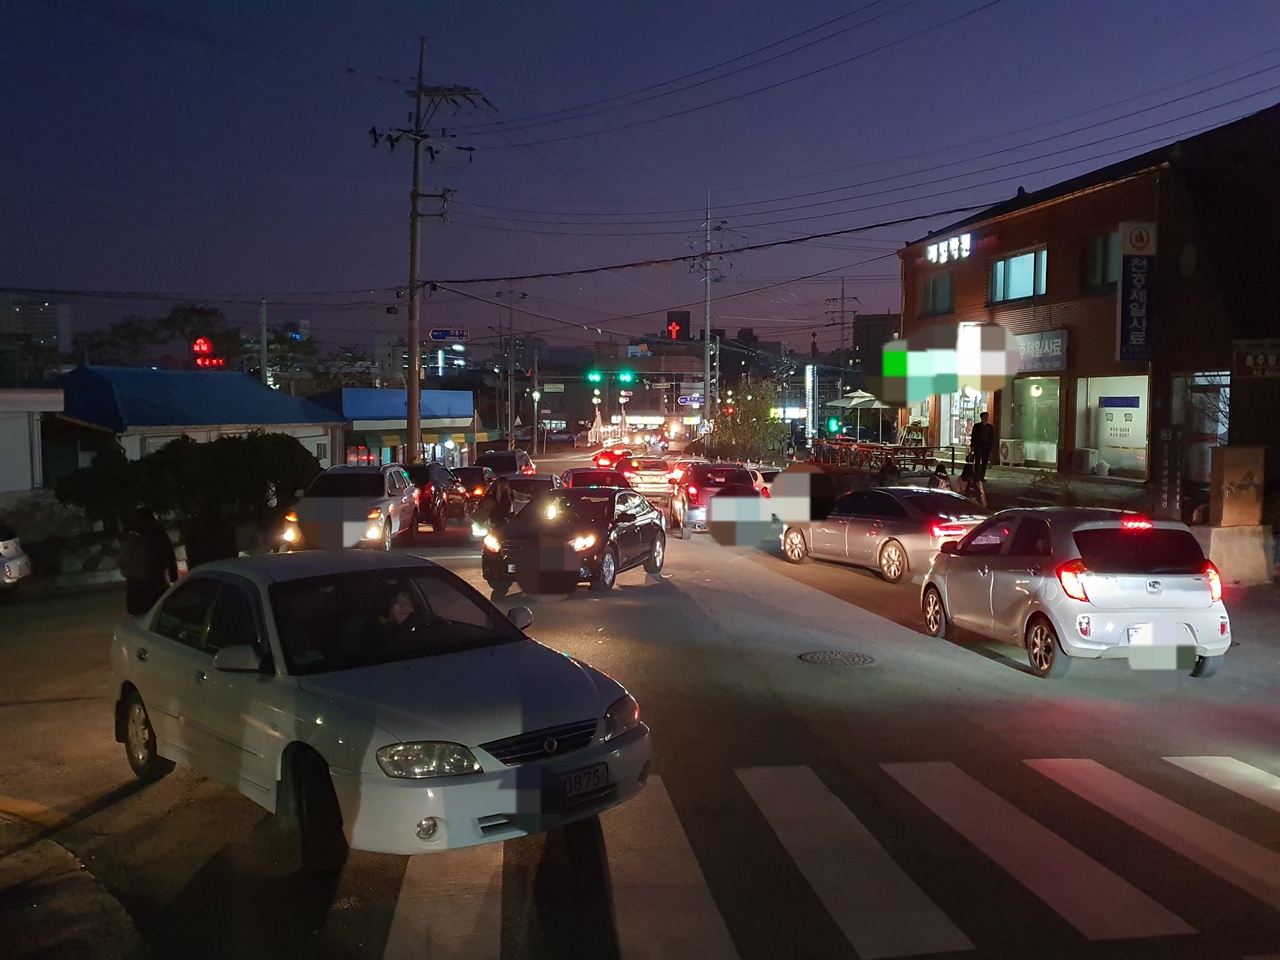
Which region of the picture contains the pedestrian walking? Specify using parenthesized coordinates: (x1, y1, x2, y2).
(120, 508, 178, 615)
(969, 411, 996, 481)
(184, 497, 238, 570)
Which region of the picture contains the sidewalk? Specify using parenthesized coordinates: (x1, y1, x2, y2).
(0, 814, 146, 960)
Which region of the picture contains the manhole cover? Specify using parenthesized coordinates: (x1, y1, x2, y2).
(798, 650, 876, 666)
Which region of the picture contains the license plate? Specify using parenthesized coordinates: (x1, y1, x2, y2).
(1128, 623, 1177, 645)
(507, 564, 516, 574)
(562, 763, 607, 798)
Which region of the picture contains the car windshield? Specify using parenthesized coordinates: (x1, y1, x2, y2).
(507, 478, 554, 497)
(305, 473, 384, 498)
(900, 491, 988, 518)
(570, 471, 625, 486)
(691, 465, 754, 486)
(1073, 527, 1206, 574)
(270, 569, 522, 675)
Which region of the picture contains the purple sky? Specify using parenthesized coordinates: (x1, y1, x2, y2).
(3, 0, 1278, 358)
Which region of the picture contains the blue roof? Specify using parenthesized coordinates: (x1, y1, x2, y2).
(308, 388, 474, 421)
(56, 366, 344, 433)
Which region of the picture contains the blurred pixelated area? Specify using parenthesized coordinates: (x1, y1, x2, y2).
(708, 463, 839, 547)
(865, 322, 1021, 406)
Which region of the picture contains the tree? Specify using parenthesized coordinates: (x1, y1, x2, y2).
(54, 443, 140, 533)
(715, 377, 787, 462)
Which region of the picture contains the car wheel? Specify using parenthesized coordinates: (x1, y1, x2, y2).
(124, 691, 174, 782)
(1026, 617, 1070, 679)
(431, 504, 447, 533)
(592, 548, 618, 591)
(878, 540, 907, 583)
(922, 586, 953, 639)
(1190, 655, 1221, 679)
(280, 749, 347, 873)
(644, 534, 666, 574)
(782, 528, 809, 564)
(381, 521, 393, 551)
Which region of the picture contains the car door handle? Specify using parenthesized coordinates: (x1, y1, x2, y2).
(136, 647, 148, 663)
(194, 670, 206, 683)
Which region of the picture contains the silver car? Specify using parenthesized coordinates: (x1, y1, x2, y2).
(781, 487, 988, 583)
(920, 508, 1231, 679)
(1, 522, 33, 595)
(283, 464, 419, 550)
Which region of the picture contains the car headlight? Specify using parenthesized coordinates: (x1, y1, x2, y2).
(471, 522, 487, 538)
(483, 532, 502, 553)
(599, 694, 640, 742)
(569, 533, 597, 553)
(376, 742, 482, 778)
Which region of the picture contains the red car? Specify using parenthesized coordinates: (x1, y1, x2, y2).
(593, 447, 633, 468)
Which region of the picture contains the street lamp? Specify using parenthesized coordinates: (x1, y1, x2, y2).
(532, 390, 541, 455)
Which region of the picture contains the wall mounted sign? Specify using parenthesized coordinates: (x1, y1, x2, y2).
(926, 232, 972, 264)
(1116, 222, 1156, 363)
(1015, 329, 1068, 372)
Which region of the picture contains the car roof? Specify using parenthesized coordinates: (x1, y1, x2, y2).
(992, 506, 1188, 529)
(322, 464, 392, 475)
(501, 473, 559, 481)
(565, 467, 623, 473)
(190, 550, 439, 585)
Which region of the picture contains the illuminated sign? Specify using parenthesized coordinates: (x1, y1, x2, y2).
(926, 233, 972, 264)
(191, 337, 225, 368)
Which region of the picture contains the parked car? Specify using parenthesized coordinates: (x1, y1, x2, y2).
(1, 522, 33, 596)
(560, 468, 633, 489)
(482, 488, 665, 592)
(746, 467, 781, 497)
(283, 464, 419, 550)
(406, 461, 468, 532)
(669, 462, 758, 539)
(474, 449, 536, 476)
(920, 508, 1230, 679)
(781, 487, 989, 583)
(110, 551, 652, 870)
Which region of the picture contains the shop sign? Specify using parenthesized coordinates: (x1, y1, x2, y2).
(1157, 425, 1184, 519)
(1016, 330, 1068, 372)
(541, 382, 564, 393)
(926, 232, 971, 264)
(1116, 222, 1156, 363)
(1233, 340, 1280, 378)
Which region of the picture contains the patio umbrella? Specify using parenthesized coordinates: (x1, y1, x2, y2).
(827, 391, 892, 441)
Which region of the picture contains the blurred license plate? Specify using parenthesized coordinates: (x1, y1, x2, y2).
(1128, 623, 1177, 645)
(507, 564, 516, 574)
(562, 763, 607, 798)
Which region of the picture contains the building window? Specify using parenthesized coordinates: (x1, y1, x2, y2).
(315, 442, 328, 462)
(990, 248, 1047, 303)
(920, 273, 954, 315)
(1083, 232, 1121, 289)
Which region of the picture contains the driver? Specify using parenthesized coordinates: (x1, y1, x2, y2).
(362, 587, 417, 649)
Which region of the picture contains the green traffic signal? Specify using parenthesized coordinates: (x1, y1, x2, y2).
(827, 417, 840, 433)
(587, 370, 603, 383)
(617, 370, 634, 384)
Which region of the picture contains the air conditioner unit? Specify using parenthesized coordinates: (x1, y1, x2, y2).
(1072, 448, 1099, 474)
(1000, 439, 1025, 466)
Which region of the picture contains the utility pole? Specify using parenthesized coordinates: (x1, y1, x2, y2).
(496, 286, 526, 450)
(703, 193, 713, 433)
(532, 350, 540, 456)
(825, 280, 859, 396)
(369, 39, 483, 464)
(258, 300, 268, 386)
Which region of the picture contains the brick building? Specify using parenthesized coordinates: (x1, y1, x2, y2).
(897, 103, 1280, 489)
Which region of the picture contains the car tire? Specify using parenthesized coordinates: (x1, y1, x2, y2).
(878, 540, 907, 583)
(592, 548, 618, 592)
(381, 521, 393, 551)
(1190, 654, 1221, 679)
(123, 691, 174, 782)
(782, 528, 809, 564)
(1026, 616, 1070, 679)
(644, 534, 666, 574)
(922, 586, 953, 639)
(279, 749, 347, 874)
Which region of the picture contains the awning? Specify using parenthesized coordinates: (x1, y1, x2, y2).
(348, 430, 495, 447)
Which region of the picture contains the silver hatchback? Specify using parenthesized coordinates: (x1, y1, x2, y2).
(920, 508, 1230, 679)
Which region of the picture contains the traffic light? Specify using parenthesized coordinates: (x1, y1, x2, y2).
(722, 404, 736, 415)
(617, 370, 635, 384)
(587, 370, 603, 383)
(827, 417, 840, 433)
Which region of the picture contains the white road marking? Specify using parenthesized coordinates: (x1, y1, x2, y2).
(600, 775, 739, 960)
(1027, 758, 1280, 911)
(739, 765, 973, 959)
(1164, 756, 1280, 814)
(884, 761, 1194, 940)
(382, 842, 504, 960)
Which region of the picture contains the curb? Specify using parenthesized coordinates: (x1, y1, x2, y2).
(0, 813, 147, 960)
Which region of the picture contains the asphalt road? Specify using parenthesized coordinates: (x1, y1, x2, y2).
(2, 448, 1278, 960)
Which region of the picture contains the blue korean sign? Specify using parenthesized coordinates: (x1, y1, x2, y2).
(1016, 329, 1068, 372)
(1116, 222, 1156, 363)
(428, 328, 467, 342)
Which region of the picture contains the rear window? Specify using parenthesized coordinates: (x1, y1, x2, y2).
(476, 453, 516, 472)
(691, 465, 754, 486)
(507, 478, 552, 496)
(1073, 528, 1206, 574)
(636, 460, 668, 471)
(571, 471, 625, 486)
(306, 473, 384, 498)
(901, 492, 987, 518)
(454, 467, 487, 485)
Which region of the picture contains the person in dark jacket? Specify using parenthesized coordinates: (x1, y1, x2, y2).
(969, 411, 996, 480)
(122, 508, 178, 615)
(184, 497, 238, 570)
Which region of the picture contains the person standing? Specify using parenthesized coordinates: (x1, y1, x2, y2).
(121, 508, 178, 615)
(970, 411, 996, 481)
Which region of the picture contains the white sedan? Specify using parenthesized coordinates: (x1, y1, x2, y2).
(110, 551, 652, 870)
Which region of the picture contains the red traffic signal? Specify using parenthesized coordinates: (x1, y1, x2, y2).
(722, 405, 736, 415)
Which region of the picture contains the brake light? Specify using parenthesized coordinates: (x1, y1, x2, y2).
(686, 485, 699, 499)
(1056, 559, 1089, 602)
(1205, 561, 1222, 602)
(473, 487, 484, 495)
(930, 522, 968, 539)
(284, 511, 297, 522)
(521, 466, 535, 475)
(761, 487, 771, 498)
(1121, 517, 1153, 530)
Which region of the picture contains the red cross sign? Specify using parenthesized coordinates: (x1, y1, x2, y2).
(667, 319, 682, 339)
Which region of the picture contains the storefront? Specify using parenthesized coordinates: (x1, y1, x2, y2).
(1071, 374, 1150, 478)
(1004, 330, 1068, 468)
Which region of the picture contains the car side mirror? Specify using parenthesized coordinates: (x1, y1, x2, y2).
(214, 644, 264, 672)
(508, 606, 534, 631)
(940, 541, 958, 555)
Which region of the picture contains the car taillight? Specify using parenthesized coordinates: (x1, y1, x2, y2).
(473, 487, 484, 495)
(1056, 559, 1089, 602)
(522, 466, 535, 475)
(761, 487, 771, 498)
(930, 522, 967, 539)
(686, 484, 699, 499)
(1121, 516, 1153, 530)
(1204, 561, 1222, 602)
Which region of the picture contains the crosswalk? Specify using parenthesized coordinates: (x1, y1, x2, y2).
(382, 756, 1280, 960)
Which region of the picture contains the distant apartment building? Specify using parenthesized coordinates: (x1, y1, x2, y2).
(0, 295, 71, 353)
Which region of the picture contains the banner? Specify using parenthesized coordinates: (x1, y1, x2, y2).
(1116, 222, 1156, 363)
